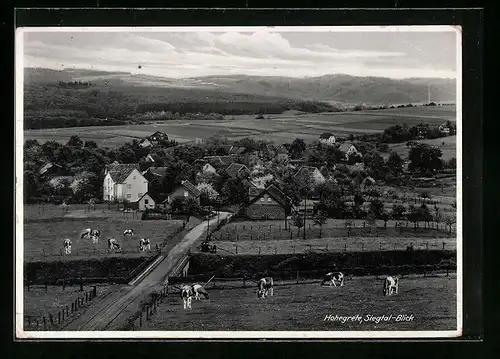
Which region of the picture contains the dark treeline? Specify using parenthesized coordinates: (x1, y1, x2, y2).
(24, 117, 130, 130)
(57, 81, 92, 89)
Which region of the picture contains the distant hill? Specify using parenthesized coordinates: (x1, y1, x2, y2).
(24, 68, 456, 106)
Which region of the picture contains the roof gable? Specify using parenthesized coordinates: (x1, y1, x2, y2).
(179, 180, 201, 198)
(107, 163, 141, 183)
(225, 163, 248, 178)
(249, 184, 289, 208)
(320, 132, 334, 139)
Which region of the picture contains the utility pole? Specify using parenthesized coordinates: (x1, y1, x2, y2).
(303, 196, 307, 239)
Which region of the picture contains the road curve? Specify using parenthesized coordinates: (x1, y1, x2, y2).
(63, 212, 232, 331)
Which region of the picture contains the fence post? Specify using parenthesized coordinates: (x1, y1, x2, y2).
(442, 242, 445, 250)
(243, 279, 246, 288)
(296, 271, 299, 284)
(235, 245, 238, 254)
(49, 313, 53, 325)
(93, 286, 97, 297)
(293, 246, 295, 254)
(446, 268, 449, 277)
(426, 242, 429, 250)
(45, 283, 48, 292)
(146, 305, 149, 320)
(58, 311, 61, 324)
(43, 316, 46, 330)
(140, 310, 143, 327)
(379, 242, 382, 251)
(344, 243, 347, 252)
(274, 247, 277, 255)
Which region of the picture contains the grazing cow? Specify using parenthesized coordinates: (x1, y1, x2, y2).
(123, 229, 134, 237)
(257, 277, 274, 298)
(181, 285, 193, 310)
(63, 238, 72, 255)
(81, 228, 100, 239)
(383, 276, 399, 296)
(191, 284, 209, 300)
(139, 238, 151, 252)
(91, 235, 99, 244)
(321, 272, 344, 287)
(108, 238, 121, 251)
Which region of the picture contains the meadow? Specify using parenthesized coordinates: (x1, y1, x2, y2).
(137, 275, 457, 331)
(23, 204, 185, 261)
(23, 105, 456, 148)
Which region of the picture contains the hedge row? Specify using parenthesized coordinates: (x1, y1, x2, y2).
(188, 250, 456, 279)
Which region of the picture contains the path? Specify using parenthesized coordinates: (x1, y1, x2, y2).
(62, 212, 232, 331)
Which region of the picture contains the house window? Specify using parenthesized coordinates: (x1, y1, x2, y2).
(145, 199, 149, 204)
(184, 191, 189, 197)
(127, 194, 131, 199)
(133, 176, 136, 180)
(267, 198, 271, 202)
(260, 197, 264, 202)
(127, 184, 131, 189)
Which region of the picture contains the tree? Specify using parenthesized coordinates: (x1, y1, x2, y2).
(391, 204, 406, 220)
(433, 204, 443, 230)
(408, 143, 443, 173)
(291, 211, 304, 236)
(407, 204, 420, 230)
(344, 219, 354, 237)
(289, 138, 306, 159)
(84, 140, 98, 148)
(313, 210, 328, 238)
(420, 203, 433, 228)
(365, 212, 377, 234)
(67, 135, 83, 147)
(386, 152, 404, 175)
(444, 214, 456, 234)
(197, 182, 219, 207)
(369, 199, 384, 219)
(381, 211, 390, 229)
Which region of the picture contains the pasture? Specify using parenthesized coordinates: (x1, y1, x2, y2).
(138, 275, 457, 331)
(205, 236, 456, 256)
(23, 105, 456, 148)
(389, 135, 457, 162)
(23, 204, 185, 261)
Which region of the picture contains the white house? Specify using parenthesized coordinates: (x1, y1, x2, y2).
(103, 163, 149, 203)
(137, 193, 156, 211)
(339, 142, 362, 161)
(319, 132, 336, 145)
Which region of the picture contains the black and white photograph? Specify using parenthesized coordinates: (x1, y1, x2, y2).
(15, 26, 462, 339)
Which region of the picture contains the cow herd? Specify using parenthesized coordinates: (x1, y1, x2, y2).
(61, 228, 154, 255)
(179, 272, 400, 310)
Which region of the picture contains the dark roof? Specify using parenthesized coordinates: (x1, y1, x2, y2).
(145, 166, 168, 177)
(248, 186, 263, 197)
(225, 163, 248, 179)
(319, 132, 335, 139)
(249, 184, 290, 208)
(106, 163, 141, 183)
(229, 146, 246, 155)
(339, 142, 358, 152)
(148, 131, 168, 140)
(181, 180, 201, 198)
(39, 162, 63, 175)
(219, 145, 233, 154)
(204, 155, 234, 167)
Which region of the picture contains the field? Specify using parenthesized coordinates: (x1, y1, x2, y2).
(23, 283, 121, 330)
(23, 105, 456, 148)
(23, 204, 185, 261)
(389, 135, 457, 162)
(138, 275, 457, 331)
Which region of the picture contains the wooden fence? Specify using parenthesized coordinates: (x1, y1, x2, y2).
(24, 286, 98, 331)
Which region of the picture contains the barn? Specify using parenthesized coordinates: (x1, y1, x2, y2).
(246, 184, 291, 220)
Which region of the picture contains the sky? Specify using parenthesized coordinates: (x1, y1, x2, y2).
(22, 28, 459, 79)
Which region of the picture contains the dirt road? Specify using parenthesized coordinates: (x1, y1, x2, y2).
(63, 212, 232, 331)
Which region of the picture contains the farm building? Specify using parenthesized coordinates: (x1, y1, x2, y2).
(39, 162, 72, 179)
(438, 123, 452, 135)
(139, 138, 153, 148)
(228, 146, 246, 155)
(338, 142, 362, 161)
(225, 163, 250, 180)
(103, 162, 149, 203)
(193, 159, 218, 175)
(142, 166, 168, 181)
(319, 132, 336, 145)
(246, 184, 291, 220)
(164, 180, 201, 205)
(294, 166, 326, 185)
(136, 193, 157, 211)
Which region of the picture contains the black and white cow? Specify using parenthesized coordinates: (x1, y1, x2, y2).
(321, 272, 344, 287)
(63, 238, 72, 255)
(181, 285, 194, 309)
(81, 228, 101, 240)
(257, 277, 274, 298)
(191, 284, 209, 300)
(108, 237, 121, 251)
(383, 276, 399, 296)
(139, 238, 151, 252)
(123, 229, 134, 237)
